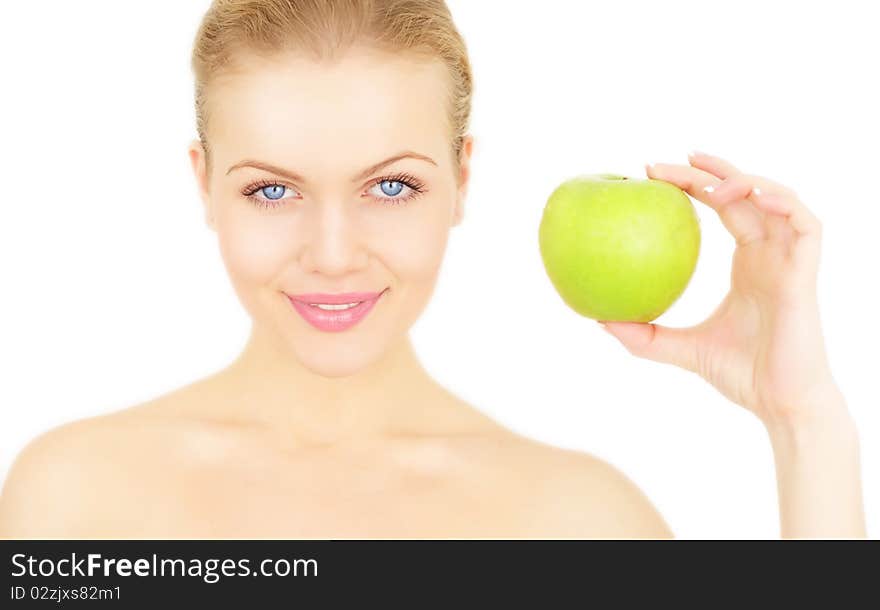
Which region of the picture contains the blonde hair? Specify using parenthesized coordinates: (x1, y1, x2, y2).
(191, 0, 473, 177)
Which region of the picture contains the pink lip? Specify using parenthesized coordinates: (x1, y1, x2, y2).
(288, 290, 385, 305)
(284, 288, 388, 332)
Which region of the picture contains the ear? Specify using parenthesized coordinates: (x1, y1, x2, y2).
(188, 139, 215, 231)
(452, 133, 474, 227)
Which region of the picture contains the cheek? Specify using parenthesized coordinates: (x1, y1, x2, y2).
(215, 210, 295, 290)
(366, 205, 451, 282)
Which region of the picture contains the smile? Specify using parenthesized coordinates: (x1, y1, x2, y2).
(284, 288, 388, 332)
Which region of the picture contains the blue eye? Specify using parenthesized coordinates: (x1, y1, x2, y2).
(367, 173, 426, 204)
(379, 180, 404, 197)
(242, 180, 300, 209)
(261, 185, 287, 200)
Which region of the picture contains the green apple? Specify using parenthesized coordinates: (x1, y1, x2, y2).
(538, 173, 700, 323)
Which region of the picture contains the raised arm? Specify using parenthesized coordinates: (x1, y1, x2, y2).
(597, 151, 866, 538)
(763, 383, 864, 537)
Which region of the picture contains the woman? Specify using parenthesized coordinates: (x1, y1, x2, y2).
(0, 0, 866, 538)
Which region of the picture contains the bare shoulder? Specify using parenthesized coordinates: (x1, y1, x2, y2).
(465, 431, 674, 539)
(0, 415, 120, 538)
(535, 443, 673, 538)
(0, 394, 191, 539)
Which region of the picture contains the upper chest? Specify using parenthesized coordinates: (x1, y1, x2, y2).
(103, 436, 547, 538)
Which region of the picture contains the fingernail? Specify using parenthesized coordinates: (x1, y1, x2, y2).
(688, 150, 703, 160)
(645, 162, 655, 172)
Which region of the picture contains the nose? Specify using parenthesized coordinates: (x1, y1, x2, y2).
(299, 199, 369, 275)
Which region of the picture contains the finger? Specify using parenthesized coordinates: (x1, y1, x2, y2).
(691, 152, 799, 200)
(689, 149, 799, 208)
(646, 162, 765, 247)
(687, 150, 742, 180)
(710, 174, 822, 237)
(752, 190, 822, 238)
(751, 188, 823, 275)
(599, 320, 699, 374)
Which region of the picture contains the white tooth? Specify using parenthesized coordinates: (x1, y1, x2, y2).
(312, 302, 361, 310)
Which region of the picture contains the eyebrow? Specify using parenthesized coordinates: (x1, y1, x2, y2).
(225, 151, 438, 183)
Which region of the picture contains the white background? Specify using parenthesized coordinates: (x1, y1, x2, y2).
(1, 1, 877, 539)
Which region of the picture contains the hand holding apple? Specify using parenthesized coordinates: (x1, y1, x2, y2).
(594, 151, 847, 429)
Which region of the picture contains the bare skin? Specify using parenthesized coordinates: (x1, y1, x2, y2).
(0, 338, 671, 539)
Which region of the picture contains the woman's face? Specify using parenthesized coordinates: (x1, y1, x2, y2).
(189, 46, 472, 378)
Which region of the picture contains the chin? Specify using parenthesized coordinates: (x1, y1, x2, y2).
(291, 338, 388, 378)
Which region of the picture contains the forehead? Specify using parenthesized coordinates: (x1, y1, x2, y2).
(207, 47, 452, 165)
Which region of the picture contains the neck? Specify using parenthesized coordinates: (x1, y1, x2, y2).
(218, 322, 446, 445)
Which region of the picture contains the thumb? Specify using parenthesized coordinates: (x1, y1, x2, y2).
(598, 320, 699, 373)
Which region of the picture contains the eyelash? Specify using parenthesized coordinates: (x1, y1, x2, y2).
(241, 172, 427, 210)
